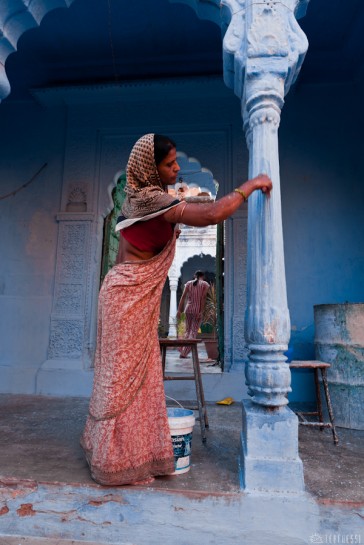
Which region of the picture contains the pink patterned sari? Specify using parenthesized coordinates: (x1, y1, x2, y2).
(81, 232, 176, 485)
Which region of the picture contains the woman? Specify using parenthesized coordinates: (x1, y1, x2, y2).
(177, 271, 210, 358)
(81, 133, 272, 486)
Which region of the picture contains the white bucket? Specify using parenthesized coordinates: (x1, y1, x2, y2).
(167, 408, 195, 474)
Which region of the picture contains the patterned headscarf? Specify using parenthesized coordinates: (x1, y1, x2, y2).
(121, 133, 177, 219)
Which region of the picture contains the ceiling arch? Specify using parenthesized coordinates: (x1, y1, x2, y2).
(0, 0, 223, 102)
(1, 1, 364, 103)
(0, 0, 77, 100)
(171, 0, 221, 25)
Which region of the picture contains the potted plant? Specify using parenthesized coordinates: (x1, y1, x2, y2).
(176, 312, 186, 338)
(202, 283, 219, 360)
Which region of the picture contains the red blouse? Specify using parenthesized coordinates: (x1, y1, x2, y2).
(120, 214, 174, 253)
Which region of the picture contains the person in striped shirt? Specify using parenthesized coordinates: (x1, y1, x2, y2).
(177, 271, 210, 358)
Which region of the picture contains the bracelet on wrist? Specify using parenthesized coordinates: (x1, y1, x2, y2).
(234, 188, 248, 201)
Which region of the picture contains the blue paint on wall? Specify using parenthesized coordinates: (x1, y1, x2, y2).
(281, 84, 364, 367)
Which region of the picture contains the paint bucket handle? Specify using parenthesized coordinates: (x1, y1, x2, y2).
(165, 394, 184, 409)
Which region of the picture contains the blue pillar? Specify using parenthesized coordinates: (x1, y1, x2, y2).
(222, 0, 310, 493)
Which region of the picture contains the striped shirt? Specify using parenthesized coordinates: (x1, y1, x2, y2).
(183, 280, 210, 314)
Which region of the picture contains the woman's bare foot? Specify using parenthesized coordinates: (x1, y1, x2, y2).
(130, 476, 155, 486)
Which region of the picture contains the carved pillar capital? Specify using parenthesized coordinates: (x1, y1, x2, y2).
(222, 0, 309, 102)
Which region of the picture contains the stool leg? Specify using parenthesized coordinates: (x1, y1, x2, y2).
(191, 345, 207, 443)
(193, 346, 209, 429)
(321, 368, 339, 445)
(161, 346, 167, 379)
(314, 368, 324, 430)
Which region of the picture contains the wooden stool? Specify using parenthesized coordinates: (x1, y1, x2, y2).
(289, 360, 339, 445)
(159, 338, 209, 443)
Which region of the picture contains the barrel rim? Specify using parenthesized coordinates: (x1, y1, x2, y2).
(314, 302, 364, 310)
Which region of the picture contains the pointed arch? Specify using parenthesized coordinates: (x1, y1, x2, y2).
(100, 172, 126, 283)
(0, 0, 227, 103)
(0, 0, 76, 101)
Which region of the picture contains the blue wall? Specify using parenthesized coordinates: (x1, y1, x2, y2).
(280, 83, 364, 400)
(0, 78, 363, 402)
(0, 101, 66, 391)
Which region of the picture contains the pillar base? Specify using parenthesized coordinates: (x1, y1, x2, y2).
(240, 399, 304, 494)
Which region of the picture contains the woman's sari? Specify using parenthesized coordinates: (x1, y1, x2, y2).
(81, 232, 176, 485)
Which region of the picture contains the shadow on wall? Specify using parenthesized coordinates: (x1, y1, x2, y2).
(286, 324, 316, 403)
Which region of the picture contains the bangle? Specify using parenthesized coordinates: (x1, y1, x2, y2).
(178, 201, 187, 222)
(234, 188, 248, 201)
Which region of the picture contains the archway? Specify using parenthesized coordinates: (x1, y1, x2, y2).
(0, 0, 222, 104)
(100, 172, 126, 284)
(178, 254, 216, 300)
(178, 254, 217, 337)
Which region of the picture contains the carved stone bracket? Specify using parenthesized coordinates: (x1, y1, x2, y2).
(221, 0, 309, 100)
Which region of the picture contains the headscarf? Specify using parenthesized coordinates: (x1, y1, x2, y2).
(121, 133, 178, 221)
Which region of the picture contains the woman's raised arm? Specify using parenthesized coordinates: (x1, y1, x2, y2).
(163, 174, 272, 227)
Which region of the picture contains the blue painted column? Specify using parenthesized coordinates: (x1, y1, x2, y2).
(240, 74, 305, 493)
(244, 100, 291, 407)
(222, 0, 310, 492)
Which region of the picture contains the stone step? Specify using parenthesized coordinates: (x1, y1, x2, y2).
(0, 536, 128, 545)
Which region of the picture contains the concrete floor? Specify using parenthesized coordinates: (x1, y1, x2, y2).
(0, 393, 363, 501)
(0, 385, 363, 543)
(163, 345, 221, 374)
